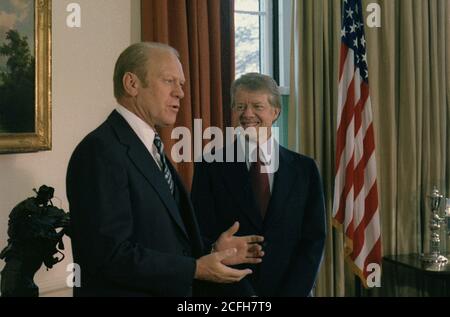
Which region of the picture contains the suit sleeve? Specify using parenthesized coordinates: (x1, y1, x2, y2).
(66, 138, 196, 296)
(191, 161, 257, 297)
(191, 161, 217, 250)
(278, 159, 326, 296)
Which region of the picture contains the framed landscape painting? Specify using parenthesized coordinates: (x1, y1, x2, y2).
(0, 0, 51, 154)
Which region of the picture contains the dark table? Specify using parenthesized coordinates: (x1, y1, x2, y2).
(382, 254, 450, 296)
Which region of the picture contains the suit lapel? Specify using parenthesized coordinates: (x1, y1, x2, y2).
(220, 142, 263, 231)
(264, 146, 296, 228)
(107, 111, 189, 240)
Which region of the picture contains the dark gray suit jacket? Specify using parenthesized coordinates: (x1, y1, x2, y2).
(67, 110, 204, 296)
(191, 142, 326, 296)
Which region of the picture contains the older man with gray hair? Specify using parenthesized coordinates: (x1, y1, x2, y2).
(66, 43, 264, 297)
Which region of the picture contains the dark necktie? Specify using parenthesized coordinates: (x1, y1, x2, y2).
(249, 154, 270, 219)
(153, 133, 174, 195)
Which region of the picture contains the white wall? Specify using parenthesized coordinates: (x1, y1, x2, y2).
(0, 0, 140, 296)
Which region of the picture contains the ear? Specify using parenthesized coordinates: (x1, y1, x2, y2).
(273, 107, 281, 123)
(122, 72, 140, 97)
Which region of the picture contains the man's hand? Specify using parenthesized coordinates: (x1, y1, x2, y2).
(195, 248, 253, 283)
(214, 221, 264, 266)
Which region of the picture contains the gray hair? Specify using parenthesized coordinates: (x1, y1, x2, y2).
(230, 73, 282, 109)
(113, 42, 179, 99)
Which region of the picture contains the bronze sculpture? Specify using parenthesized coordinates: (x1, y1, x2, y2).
(0, 185, 70, 297)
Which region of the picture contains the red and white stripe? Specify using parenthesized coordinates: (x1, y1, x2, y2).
(332, 43, 382, 286)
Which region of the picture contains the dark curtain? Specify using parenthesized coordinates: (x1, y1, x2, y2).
(141, 0, 235, 190)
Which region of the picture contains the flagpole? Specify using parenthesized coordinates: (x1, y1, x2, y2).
(354, 276, 362, 297)
(333, 0, 382, 297)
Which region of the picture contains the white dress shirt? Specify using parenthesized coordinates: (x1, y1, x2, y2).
(115, 105, 163, 170)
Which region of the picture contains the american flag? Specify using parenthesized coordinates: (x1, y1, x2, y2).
(332, 0, 381, 287)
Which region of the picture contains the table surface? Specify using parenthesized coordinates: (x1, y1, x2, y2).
(384, 253, 450, 275)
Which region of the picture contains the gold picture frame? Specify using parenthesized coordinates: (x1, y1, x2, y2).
(0, 0, 51, 154)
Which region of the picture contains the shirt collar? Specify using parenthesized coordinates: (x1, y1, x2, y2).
(237, 133, 276, 165)
(115, 104, 156, 146)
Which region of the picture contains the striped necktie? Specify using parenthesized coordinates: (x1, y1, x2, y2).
(153, 133, 174, 195)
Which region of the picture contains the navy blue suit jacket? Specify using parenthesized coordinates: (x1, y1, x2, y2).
(191, 142, 326, 297)
(66, 111, 204, 296)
